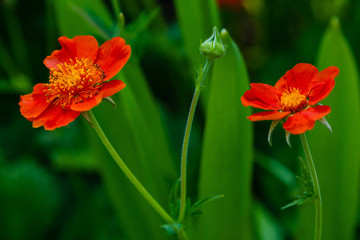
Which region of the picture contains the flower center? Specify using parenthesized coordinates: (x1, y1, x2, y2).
(43, 58, 105, 107)
(280, 88, 307, 113)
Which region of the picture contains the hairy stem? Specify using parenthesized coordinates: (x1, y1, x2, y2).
(178, 59, 212, 222)
(89, 110, 187, 239)
(300, 133, 322, 240)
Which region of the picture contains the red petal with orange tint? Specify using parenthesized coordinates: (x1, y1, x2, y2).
(275, 63, 319, 94)
(70, 95, 103, 112)
(283, 105, 331, 134)
(70, 80, 125, 111)
(101, 80, 126, 98)
(308, 66, 339, 105)
(241, 83, 281, 110)
(19, 83, 50, 120)
(32, 104, 81, 130)
(248, 110, 291, 121)
(96, 37, 131, 81)
(44, 36, 99, 69)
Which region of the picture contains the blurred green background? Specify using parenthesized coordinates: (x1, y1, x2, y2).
(1, 0, 360, 239)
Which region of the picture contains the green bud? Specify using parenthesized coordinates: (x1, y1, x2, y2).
(200, 26, 226, 60)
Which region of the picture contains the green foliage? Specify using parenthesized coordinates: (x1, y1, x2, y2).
(255, 151, 297, 189)
(253, 202, 284, 240)
(161, 222, 182, 237)
(299, 16, 360, 240)
(87, 62, 176, 239)
(195, 30, 253, 240)
(58, 187, 123, 240)
(0, 161, 60, 240)
(52, 0, 113, 39)
(174, 0, 220, 66)
(3, 0, 360, 240)
(188, 194, 224, 216)
(281, 158, 314, 210)
(52, 1, 176, 239)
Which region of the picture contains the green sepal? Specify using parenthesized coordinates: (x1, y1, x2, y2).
(268, 120, 280, 147)
(81, 111, 92, 126)
(285, 131, 292, 148)
(200, 26, 226, 60)
(103, 96, 116, 108)
(318, 117, 332, 133)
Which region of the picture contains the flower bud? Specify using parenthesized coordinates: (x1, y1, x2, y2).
(200, 26, 226, 60)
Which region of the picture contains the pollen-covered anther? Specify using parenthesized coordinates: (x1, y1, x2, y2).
(280, 88, 307, 113)
(43, 57, 104, 107)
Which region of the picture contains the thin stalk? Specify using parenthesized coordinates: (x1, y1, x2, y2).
(111, 0, 121, 16)
(300, 133, 322, 240)
(88, 110, 188, 239)
(178, 59, 212, 222)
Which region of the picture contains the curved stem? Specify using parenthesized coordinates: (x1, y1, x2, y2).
(178, 59, 212, 223)
(89, 110, 188, 239)
(300, 133, 322, 240)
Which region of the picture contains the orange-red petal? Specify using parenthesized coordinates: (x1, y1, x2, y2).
(248, 110, 291, 121)
(19, 83, 50, 120)
(96, 37, 131, 81)
(32, 104, 81, 130)
(70, 95, 103, 112)
(275, 63, 319, 94)
(308, 66, 338, 105)
(241, 83, 281, 110)
(101, 80, 126, 98)
(44, 36, 99, 69)
(70, 80, 125, 112)
(283, 105, 331, 134)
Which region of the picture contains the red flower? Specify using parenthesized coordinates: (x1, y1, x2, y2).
(241, 63, 339, 135)
(19, 36, 131, 130)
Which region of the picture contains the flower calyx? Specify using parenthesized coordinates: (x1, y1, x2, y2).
(200, 26, 226, 60)
(104, 96, 116, 108)
(81, 112, 92, 126)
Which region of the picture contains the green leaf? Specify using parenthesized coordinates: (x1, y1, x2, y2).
(255, 151, 297, 189)
(124, 8, 161, 40)
(298, 17, 360, 240)
(195, 30, 253, 240)
(174, 0, 220, 66)
(189, 194, 224, 216)
(281, 158, 314, 210)
(253, 202, 284, 240)
(53, 0, 113, 40)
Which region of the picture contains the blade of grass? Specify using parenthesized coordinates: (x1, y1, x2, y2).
(2, 3, 32, 76)
(174, 0, 220, 66)
(53, 0, 113, 39)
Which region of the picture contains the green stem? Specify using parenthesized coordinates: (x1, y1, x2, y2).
(178, 59, 212, 223)
(88, 110, 188, 239)
(300, 133, 322, 240)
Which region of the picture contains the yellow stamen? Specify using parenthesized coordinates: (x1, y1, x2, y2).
(280, 87, 307, 113)
(44, 58, 104, 107)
